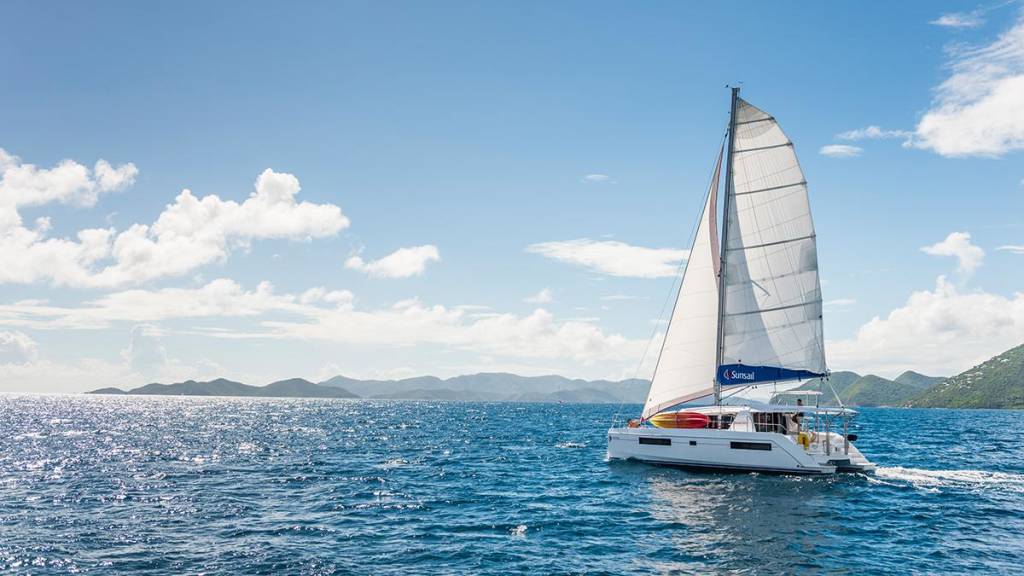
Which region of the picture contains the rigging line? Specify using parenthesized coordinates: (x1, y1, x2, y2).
(609, 127, 729, 429)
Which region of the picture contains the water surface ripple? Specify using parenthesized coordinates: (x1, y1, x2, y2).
(1, 395, 1022, 574)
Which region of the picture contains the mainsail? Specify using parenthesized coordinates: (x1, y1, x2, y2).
(717, 97, 826, 387)
(642, 149, 723, 419)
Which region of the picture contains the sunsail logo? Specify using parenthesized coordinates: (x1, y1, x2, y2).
(724, 369, 755, 381)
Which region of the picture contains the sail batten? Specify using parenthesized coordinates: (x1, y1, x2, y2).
(641, 148, 723, 419)
(717, 97, 826, 386)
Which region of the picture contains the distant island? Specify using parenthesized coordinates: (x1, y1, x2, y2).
(88, 373, 649, 404)
(88, 342, 1024, 409)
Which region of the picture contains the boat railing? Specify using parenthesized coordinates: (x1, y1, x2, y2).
(791, 408, 859, 456)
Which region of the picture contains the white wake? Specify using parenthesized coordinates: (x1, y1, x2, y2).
(872, 466, 1024, 493)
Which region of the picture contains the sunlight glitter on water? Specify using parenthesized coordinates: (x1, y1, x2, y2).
(0, 394, 1022, 574)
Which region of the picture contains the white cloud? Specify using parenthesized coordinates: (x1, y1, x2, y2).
(122, 324, 168, 378)
(836, 125, 913, 143)
(0, 331, 38, 365)
(0, 278, 647, 370)
(818, 144, 863, 158)
(0, 356, 135, 394)
(921, 231, 985, 277)
(0, 337, 241, 393)
(931, 12, 984, 28)
(582, 174, 616, 184)
(915, 13, 1024, 156)
(828, 276, 1024, 377)
(94, 160, 139, 193)
(526, 238, 687, 278)
(345, 244, 440, 278)
(260, 305, 644, 364)
(0, 154, 350, 287)
(299, 286, 355, 307)
(0, 279, 305, 329)
(524, 287, 554, 304)
(0, 148, 137, 212)
(998, 244, 1024, 254)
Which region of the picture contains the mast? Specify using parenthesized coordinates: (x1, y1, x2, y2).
(714, 86, 740, 406)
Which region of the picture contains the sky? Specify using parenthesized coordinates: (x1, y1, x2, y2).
(1, 1, 1023, 393)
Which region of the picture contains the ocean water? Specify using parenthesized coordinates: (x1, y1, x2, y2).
(1, 395, 1022, 575)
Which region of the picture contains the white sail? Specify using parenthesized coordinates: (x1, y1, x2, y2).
(719, 98, 826, 381)
(642, 150, 723, 419)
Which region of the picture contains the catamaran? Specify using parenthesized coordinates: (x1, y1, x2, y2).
(607, 88, 875, 474)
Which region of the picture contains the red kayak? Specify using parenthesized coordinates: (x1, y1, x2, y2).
(649, 411, 710, 429)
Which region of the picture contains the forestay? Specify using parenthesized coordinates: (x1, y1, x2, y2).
(642, 149, 723, 419)
(718, 98, 826, 386)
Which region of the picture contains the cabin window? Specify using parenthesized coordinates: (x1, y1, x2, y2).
(753, 412, 787, 434)
(730, 441, 772, 451)
(689, 440, 697, 446)
(639, 437, 671, 446)
(706, 414, 734, 429)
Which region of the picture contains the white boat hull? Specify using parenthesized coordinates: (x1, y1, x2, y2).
(607, 426, 875, 475)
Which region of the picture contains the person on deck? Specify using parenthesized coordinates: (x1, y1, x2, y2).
(791, 398, 804, 431)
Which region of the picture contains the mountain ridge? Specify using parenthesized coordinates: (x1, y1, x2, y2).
(87, 353, 1024, 408)
(777, 370, 947, 407)
(88, 372, 647, 403)
(92, 377, 358, 399)
(907, 343, 1024, 409)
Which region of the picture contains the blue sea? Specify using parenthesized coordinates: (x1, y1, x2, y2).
(1, 395, 1022, 574)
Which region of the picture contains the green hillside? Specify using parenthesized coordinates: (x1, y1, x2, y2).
(908, 343, 1024, 409)
(841, 375, 924, 407)
(774, 370, 943, 407)
(780, 371, 859, 402)
(895, 370, 946, 391)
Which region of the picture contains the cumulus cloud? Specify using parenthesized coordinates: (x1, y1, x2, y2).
(299, 286, 355, 307)
(122, 324, 168, 377)
(524, 288, 554, 304)
(915, 13, 1024, 156)
(0, 148, 137, 211)
(345, 245, 440, 278)
(819, 144, 863, 158)
(828, 276, 1024, 377)
(526, 239, 687, 278)
(921, 231, 985, 277)
(0, 331, 38, 365)
(0, 151, 349, 288)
